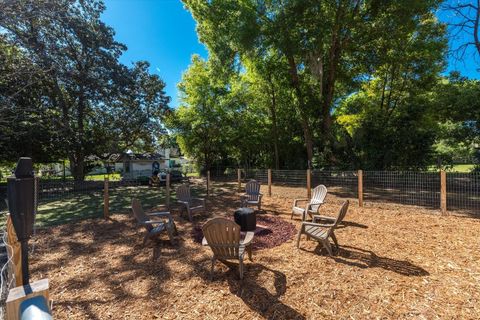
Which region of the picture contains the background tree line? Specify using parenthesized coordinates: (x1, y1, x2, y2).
(0, 0, 170, 180)
(168, 0, 480, 171)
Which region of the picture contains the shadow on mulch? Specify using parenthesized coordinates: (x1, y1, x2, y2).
(310, 245, 429, 277)
(190, 214, 297, 250)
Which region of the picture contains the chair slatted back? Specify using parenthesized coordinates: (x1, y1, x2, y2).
(310, 185, 327, 211)
(245, 180, 261, 201)
(132, 199, 153, 232)
(331, 200, 349, 230)
(176, 184, 191, 203)
(202, 218, 241, 259)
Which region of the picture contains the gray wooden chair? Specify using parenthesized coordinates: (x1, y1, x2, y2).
(240, 180, 263, 210)
(296, 200, 349, 256)
(292, 184, 327, 221)
(202, 218, 254, 280)
(131, 198, 177, 246)
(176, 183, 206, 222)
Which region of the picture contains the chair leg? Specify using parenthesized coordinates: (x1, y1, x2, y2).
(296, 230, 302, 248)
(291, 210, 294, 219)
(331, 232, 339, 251)
(239, 258, 244, 280)
(143, 234, 149, 246)
(172, 222, 179, 236)
(247, 245, 253, 261)
(187, 208, 193, 222)
(323, 240, 333, 256)
(210, 257, 216, 281)
(166, 226, 175, 245)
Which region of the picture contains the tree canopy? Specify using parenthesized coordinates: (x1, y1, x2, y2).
(167, 0, 479, 171)
(0, 0, 170, 179)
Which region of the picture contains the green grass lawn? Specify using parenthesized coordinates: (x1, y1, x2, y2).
(27, 182, 214, 227)
(427, 164, 476, 173)
(450, 164, 475, 172)
(32, 185, 168, 227)
(85, 173, 122, 181)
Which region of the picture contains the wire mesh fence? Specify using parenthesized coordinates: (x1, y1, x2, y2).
(363, 171, 441, 208)
(312, 171, 358, 198)
(271, 170, 305, 187)
(446, 172, 480, 212)
(1, 169, 479, 230)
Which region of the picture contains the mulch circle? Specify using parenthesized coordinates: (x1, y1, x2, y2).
(191, 214, 297, 250)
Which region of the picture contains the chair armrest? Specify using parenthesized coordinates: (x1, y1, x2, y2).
(177, 200, 190, 206)
(312, 214, 335, 222)
(193, 197, 205, 202)
(241, 232, 254, 246)
(301, 221, 334, 228)
(293, 198, 309, 206)
(147, 211, 171, 217)
(202, 237, 208, 246)
(138, 220, 165, 226)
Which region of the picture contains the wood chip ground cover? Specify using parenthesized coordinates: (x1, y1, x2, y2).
(30, 184, 480, 319)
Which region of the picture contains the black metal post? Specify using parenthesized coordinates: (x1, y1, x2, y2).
(20, 240, 30, 285)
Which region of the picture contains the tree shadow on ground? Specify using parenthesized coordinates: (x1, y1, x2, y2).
(318, 245, 429, 276)
(188, 255, 305, 320)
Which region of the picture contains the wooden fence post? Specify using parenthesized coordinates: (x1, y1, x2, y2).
(103, 177, 109, 219)
(307, 169, 311, 199)
(441, 170, 447, 215)
(166, 173, 170, 207)
(6, 215, 23, 287)
(237, 168, 241, 192)
(358, 170, 363, 207)
(207, 170, 211, 197)
(268, 169, 272, 197)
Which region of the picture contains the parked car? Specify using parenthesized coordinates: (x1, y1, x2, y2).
(159, 170, 185, 183)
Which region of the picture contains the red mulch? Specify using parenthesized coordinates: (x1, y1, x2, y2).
(191, 214, 297, 250)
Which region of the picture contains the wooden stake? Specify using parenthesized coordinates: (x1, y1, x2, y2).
(6, 215, 22, 287)
(358, 170, 363, 207)
(440, 170, 447, 215)
(207, 170, 210, 197)
(237, 168, 241, 192)
(103, 177, 109, 219)
(306, 169, 311, 199)
(166, 173, 170, 207)
(268, 169, 272, 197)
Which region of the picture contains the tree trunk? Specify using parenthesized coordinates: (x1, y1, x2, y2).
(287, 55, 313, 167)
(267, 73, 280, 170)
(70, 153, 85, 181)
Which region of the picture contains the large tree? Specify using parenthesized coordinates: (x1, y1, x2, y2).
(0, 0, 170, 179)
(183, 0, 445, 168)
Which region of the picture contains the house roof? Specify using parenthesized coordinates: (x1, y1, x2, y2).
(110, 153, 164, 162)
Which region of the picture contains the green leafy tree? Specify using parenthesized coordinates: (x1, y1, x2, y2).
(0, 0, 170, 179)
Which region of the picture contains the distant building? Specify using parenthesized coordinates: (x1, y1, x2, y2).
(109, 152, 166, 178)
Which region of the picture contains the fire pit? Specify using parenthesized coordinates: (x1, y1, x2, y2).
(234, 207, 256, 231)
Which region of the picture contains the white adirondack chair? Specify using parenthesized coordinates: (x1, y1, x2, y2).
(176, 183, 206, 222)
(291, 184, 327, 221)
(296, 200, 349, 256)
(240, 180, 263, 210)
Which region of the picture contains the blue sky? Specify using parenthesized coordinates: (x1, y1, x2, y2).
(102, 0, 479, 108)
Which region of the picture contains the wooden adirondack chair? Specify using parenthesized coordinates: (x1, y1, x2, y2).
(291, 184, 327, 221)
(131, 198, 177, 246)
(296, 200, 349, 256)
(202, 218, 254, 280)
(240, 180, 263, 210)
(176, 183, 206, 222)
